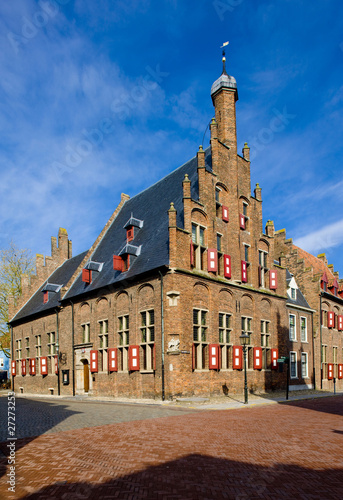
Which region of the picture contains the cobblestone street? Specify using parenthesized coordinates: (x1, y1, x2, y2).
(0, 395, 342, 499)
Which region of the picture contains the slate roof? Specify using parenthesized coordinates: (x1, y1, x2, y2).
(286, 269, 312, 310)
(11, 251, 88, 324)
(63, 148, 212, 300)
(293, 245, 335, 280)
(11, 148, 212, 321)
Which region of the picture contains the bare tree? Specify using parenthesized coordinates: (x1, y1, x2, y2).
(0, 241, 35, 355)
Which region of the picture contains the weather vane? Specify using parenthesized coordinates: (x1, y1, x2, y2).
(220, 41, 229, 75)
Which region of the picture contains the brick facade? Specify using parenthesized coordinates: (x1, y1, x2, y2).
(10, 58, 339, 399)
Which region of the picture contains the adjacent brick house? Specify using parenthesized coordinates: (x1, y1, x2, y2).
(9, 55, 341, 399)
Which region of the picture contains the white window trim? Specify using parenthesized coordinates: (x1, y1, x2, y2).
(300, 316, 307, 343)
(301, 352, 308, 378)
(290, 351, 297, 379)
(289, 314, 296, 341)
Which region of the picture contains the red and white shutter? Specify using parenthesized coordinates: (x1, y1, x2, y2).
(222, 206, 229, 222)
(209, 344, 219, 370)
(30, 358, 36, 375)
(207, 249, 218, 272)
(129, 345, 140, 371)
(233, 346, 243, 370)
(338, 315, 343, 331)
(113, 255, 124, 272)
(271, 349, 278, 370)
(224, 254, 231, 278)
(82, 268, 92, 283)
(269, 270, 277, 290)
(21, 359, 26, 376)
(108, 348, 118, 372)
(90, 350, 98, 373)
(253, 347, 262, 370)
(43, 291, 49, 304)
(327, 363, 334, 380)
(40, 356, 48, 375)
(328, 311, 335, 328)
(338, 364, 343, 379)
(11, 360, 16, 377)
(190, 242, 194, 267)
(241, 260, 247, 283)
(54, 355, 59, 374)
(239, 214, 245, 230)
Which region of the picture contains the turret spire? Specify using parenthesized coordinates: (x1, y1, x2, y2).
(220, 41, 229, 76)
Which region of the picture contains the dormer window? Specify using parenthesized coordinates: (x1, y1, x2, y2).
(127, 227, 134, 242)
(42, 283, 62, 303)
(291, 288, 296, 300)
(43, 291, 49, 304)
(82, 261, 104, 284)
(321, 272, 328, 292)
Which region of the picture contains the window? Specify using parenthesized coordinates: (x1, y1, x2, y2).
(321, 310, 327, 327)
(300, 317, 307, 342)
(333, 346, 338, 364)
(47, 332, 56, 355)
(219, 313, 232, 369)
(98, 320, 108, 371)
(322, 344, 327, 363)
(244, 244, 249, 263)
(141, 310, 155, 371)
(291, 288, 296, 300)
(241, 317, 252, 344)
(258, 250, 268, 287)
(260, 320, 271, 368)
(193, 309, 208, 370)
(25, 337, 30, 358)
(82, 323, 90, 344)
(118, 315, 129, 371)
(290, 351, 297, 378)
(35, 336, 41, 357)
(301, 353, 308, 378)
(192, 223, 206, 270)
(16, 339, 22, 360)
(215, 187, 221, 204)
(289, 314, 296, 341)
(217, 234, 222, 252)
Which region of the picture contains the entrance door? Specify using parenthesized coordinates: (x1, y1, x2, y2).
(83, 361, 89, 392)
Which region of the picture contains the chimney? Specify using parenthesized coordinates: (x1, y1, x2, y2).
(254, 183, 262, 201)
(242, 142, 250, 161)
(58, 227, 69, 264)
(168, 202, 177, 228)
(265, 220, 275, 238)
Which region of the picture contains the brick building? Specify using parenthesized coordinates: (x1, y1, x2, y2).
(9, 55, 342, 399)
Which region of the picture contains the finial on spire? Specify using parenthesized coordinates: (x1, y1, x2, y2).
(220, 41, 229, 76)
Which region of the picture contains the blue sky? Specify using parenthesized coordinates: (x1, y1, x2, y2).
(1, 0, 343, 275)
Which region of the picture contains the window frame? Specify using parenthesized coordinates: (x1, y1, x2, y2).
(98, 319, 109, 372)
(193, 308, 209, 370)
(118, 314, 130, 371)
(219, 312, 232, 370)
(301, 352, 308, 378)
(289, 314, 296, 341)
(191, 222, 206, 270)
(300, 316, 307, 342)
(140, 309, 155, 371)
(290, 351, 297, 379)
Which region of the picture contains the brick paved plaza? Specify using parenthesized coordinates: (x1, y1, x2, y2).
(0, 395, 342, 499)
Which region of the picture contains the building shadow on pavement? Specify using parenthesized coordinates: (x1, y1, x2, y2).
(278, 395, 343, 416)
(19, 453, 343, 500)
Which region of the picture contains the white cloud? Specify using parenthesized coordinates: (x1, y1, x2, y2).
(294, 219, 343, 253)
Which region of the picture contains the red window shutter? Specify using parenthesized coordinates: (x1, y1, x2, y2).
(127, 227, 134, 242)
(271, 349, 278, 370)
(223, 254, 231, 278)
(43, 291, 49, 304)
(253, 347, 262, 370)
(327, 363, 334, 380)
(129, 345, 140, 371)
(192, 343, 195, 370)
(233, 346, 243, 370)
(82, 268, 92, 283)
(239, 214, 245, 229)
(338, 315, 343, 331)
(208, 248, 218, 272)
(328, 311, 335, 328)
(222, 205, 229, 222)
(209, 344, 219, 370)
(55, 355, 58, 374)
(338, 364, 343, 380)
(108, 348, 118, 372)
(30, 358, 36, 375)
(241, 260, 247, 283)
(269, 270, 277, 290)
(90, 350, 98, 373)
(21, 359, 26, 376)
(11, 360, 16, 377)
(40, 356, 48, 375)
(113, 255, 124, 272)
(190, 242, 194, 267)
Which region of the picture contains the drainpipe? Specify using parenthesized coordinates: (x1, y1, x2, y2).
(320, 293, 323, 390)
(159, 271, 165, 401)
(10, 325, 14, 392)
(71, 301, 75, 396)
(55, 309, 60, 396)
(311, 310, 316, 391)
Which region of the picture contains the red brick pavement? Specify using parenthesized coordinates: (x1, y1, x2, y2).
(1, 397, 343, 499)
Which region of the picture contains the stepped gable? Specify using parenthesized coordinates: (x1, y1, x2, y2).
(10, 251, 87, 324)
(292, 245, 335, 279)
(62, 148, 212, 301)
